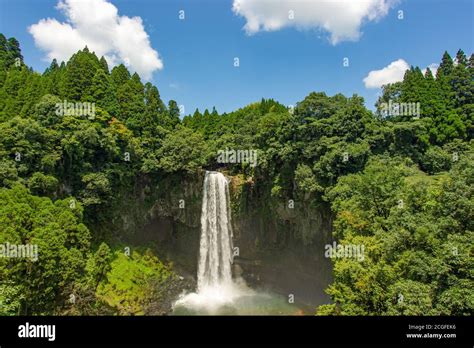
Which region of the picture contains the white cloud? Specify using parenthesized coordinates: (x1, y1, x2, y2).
(232, 0, 397, 44)
(364, 60, 442, 88)
(28, 0, 162, 79)
(363, 59, 409, 88)
(422, 63, 439, 77)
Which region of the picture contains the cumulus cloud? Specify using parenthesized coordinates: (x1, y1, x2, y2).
(363, 59, 409, 88)
(364, 60, 441, 88)
(232, 0, 397, 44)
(28, 0, 162, 79)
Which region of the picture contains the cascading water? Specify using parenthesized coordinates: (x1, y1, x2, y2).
(173, 171, 250, 313)
(172, 171, 300, 315)
(197, 171, 234, 290)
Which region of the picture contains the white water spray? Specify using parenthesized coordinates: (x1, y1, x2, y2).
(173, 171, 253, 313)
(197, 171, 234, 290)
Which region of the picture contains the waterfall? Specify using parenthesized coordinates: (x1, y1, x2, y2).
(173, 171, 254, 313)
(173, 171, 298, 314)
(172, 171, 305, 314)
(197, 171, 234, 290)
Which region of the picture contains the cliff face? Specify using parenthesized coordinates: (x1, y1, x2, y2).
(228, 175, 333, 306)
(104, 171, 333, 307)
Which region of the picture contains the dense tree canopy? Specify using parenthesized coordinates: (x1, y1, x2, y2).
(0, 35, 472, 315)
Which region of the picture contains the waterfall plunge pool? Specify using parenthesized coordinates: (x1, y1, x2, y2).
(172, 282, 310, 315)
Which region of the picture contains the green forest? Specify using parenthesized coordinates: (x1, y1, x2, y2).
(0, 34, 472, 316)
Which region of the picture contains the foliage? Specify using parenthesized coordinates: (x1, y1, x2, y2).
(317, 154, 474, 315)
(0, 35, 472, 316)
(0, 184, 90, 314)
(96, 250, 174, 315)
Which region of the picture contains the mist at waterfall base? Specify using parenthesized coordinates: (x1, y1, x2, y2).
(172, 171, 302, 315)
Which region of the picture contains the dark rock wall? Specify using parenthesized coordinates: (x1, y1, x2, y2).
(107, 171, 333, 308)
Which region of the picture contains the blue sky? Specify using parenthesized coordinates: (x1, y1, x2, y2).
(0, 0, 473, 114)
